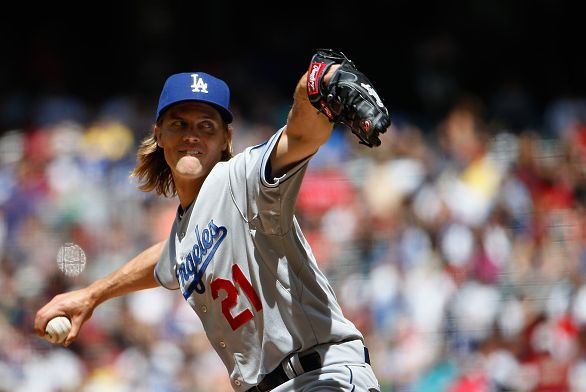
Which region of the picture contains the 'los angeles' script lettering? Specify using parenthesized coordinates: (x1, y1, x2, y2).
(176, 220, 227, 298)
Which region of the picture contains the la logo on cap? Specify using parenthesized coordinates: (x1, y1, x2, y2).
(191, 74, 208, 93)
(156, 71, 233, 123)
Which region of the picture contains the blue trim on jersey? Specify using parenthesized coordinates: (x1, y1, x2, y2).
(250, 139, 269, 150)
(153, 268, 178, 290)
(345, 365, 356, 392)
(258, 126, 315, 188)
(264, 159, 272, 183)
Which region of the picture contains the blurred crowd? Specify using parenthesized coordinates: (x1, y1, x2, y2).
(2, 81, 586, 392)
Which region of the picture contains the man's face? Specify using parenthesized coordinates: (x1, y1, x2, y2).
(155, 101, 230, 182)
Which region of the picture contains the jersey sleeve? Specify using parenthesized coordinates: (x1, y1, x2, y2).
(153, 226, 180, 290)
(228, 127, 313, 235)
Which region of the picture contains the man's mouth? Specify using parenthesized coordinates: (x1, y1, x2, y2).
(182, 150, 203, 156)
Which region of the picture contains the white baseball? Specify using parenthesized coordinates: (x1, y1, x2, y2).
(44, 316, 72, 344)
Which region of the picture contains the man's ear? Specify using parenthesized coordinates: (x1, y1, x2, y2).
(223, 126, 233, 150)
(154, 125, 163, 148)
(222, 126, 233, 159)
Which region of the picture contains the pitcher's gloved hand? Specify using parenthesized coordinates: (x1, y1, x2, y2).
(307, 48, 391, 147)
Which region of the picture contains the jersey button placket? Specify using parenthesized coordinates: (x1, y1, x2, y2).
(219, 340, 226, 348)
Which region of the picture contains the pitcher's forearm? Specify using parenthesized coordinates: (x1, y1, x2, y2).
(88, 240, 165, 306)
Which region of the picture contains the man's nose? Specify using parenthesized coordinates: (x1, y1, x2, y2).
(182, 127, 201, 141)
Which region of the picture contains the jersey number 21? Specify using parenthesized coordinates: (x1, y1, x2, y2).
(211, 264, 263, 330)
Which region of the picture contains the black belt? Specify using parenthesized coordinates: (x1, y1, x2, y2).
(246, 347, 370, 392)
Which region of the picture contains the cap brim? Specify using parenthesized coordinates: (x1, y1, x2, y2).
(157, 100, 233, 124)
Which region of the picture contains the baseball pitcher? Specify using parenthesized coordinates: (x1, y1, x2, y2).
(35, 49, 390, 391)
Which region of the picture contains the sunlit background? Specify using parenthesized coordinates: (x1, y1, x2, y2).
(1, 1, 586, 391)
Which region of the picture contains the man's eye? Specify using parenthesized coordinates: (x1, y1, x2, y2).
(200, 121, 215, 132)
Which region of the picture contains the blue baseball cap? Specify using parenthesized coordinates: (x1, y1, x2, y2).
(155, 72, 233, 124)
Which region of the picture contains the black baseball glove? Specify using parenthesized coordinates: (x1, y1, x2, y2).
(307, 48, 391, 147)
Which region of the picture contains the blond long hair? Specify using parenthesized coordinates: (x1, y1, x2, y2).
(131, 124, 233, 197)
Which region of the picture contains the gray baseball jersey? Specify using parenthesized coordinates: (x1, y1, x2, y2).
(154, 127, 365, 390)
